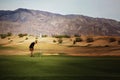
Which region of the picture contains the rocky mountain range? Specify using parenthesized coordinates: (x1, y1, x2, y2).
(0, 8, 120, 36)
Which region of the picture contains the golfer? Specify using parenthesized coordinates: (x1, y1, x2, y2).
(29, 40, 37, 57)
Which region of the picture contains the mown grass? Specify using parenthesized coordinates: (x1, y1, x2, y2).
(0, 55, 120, 80)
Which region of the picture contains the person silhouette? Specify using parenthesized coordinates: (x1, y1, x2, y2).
(29, 40, 37, 57)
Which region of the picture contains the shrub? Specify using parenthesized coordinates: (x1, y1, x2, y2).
(42, 35, 48, 37)
(86, 37, 94, 43)
(53, 40, 56, 43)
(7, 32, 12, 36)
(118, 40, 120, 45)
(53, 35, 70, 38)
(0, 34, 7, 39)
(25, 37, 28, 40)
(58, 38, 63, 44)
(18, 34, 24, 37)
(0, 33, 12, 39)
(104, 45, 109, 47)
(74, 34, 81, 37)
(18, 33, 27, 38)
(8, 38, 11, 40)
(63, 35, 70, 38)
(75, 37, 83, 42)
(35, 37, 38, 39)
(109, 38, 116, 42)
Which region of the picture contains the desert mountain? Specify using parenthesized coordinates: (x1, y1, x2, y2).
(0, 8, 120, 36)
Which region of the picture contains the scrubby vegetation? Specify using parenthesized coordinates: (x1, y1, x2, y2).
(18, 33, 28, 38)
(0, 32, 12, 39)
(52, 35, 70, 38)
(25, 37, 28, 40)
(0, 34, 7, 39)
(7, 32, 12, 36)
(109, 37, 116, 42)
(75, 37, 83, 42)
(42, 35, 48, 37)
(58, 38, 63, 44)
(104, 45, 110, 47)
(1, 33, 120, 48)
(53, 40, 57, 43)
(74, 34, 81, 37)
(35, 37, 38, 39)
(118, 40, 120, 45)
(86, 37, 94, 43)
(72, 37, 83, 45)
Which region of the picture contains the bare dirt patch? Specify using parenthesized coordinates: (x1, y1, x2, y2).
(1, 36, 120, 56)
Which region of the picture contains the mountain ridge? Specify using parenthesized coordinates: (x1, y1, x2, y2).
(0, 8, 120, 36)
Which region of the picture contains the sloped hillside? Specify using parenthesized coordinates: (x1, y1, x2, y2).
(0, 8, 120, 36)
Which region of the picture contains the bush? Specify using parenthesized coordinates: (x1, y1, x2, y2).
(109, 38, 116, 42)
(104, 45, 109, 47)
(35, 37, 38, 39)
(42, 35, 48, 37)
(75, 37, 83, 42)
(18, 33, 27, 38)
(58, 38, 63, 44)
(53, 35, 70, 38)
(74, 34, 81, 37)
(86, 37, 94, 43)
(0, 34, 7, 39)
(8, 38, 11, 40)
(25, 37, 28, 40)
(7, 32, 12, 36)
(0, 33, 12, 39)
(118, 40, 120, 45)
(53, 40, 56, 43)
(18, 34, 24, 37)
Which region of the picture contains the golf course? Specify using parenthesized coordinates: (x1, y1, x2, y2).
(0, 35, 120, 80)
(0, 0, 120, 80)
(0, 56, 120, 80)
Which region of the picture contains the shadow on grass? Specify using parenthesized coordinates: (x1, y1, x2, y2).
(1, 76, 120, 80)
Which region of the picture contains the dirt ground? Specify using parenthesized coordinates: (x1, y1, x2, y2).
(0, 35, 120, 56)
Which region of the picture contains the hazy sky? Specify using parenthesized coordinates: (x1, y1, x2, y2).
(0, 0, 120, 21)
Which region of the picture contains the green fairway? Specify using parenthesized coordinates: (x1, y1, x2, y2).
(0, 55, 120, 80)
